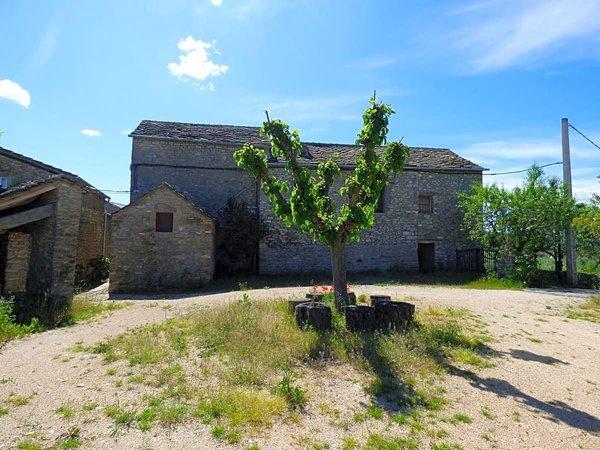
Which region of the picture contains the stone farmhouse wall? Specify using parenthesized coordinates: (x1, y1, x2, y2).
(109, 185, 215, 293)
(131, 138, 258, 215)
(259, 169, 481, 275)
(130, 136, 481, 276)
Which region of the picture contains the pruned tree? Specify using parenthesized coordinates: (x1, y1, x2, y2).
(234, 96, 409, 308)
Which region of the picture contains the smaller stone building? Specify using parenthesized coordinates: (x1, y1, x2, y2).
(109, 183, 215, 293)
(0, 146, 109, 302)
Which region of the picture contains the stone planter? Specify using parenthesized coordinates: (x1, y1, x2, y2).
(374, 301, 415, 330)
(288, 298, 309, 314)
(370, 295, 391, 306)
(344, 305, 376, 332)
(294, 302, 332, 331)
(306, 293, 325, 302)
(347, 292, 357, 305)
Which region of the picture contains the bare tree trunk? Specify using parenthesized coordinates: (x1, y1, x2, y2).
(555, 245, 564, 284)
(330, 241, 348, 310)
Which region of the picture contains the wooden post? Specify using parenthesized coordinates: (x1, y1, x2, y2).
(561, 118, 578, 286)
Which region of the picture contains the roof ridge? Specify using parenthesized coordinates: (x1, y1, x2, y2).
(129, 120, 484, 171)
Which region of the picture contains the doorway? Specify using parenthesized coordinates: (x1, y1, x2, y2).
(418, 243, 435, 273)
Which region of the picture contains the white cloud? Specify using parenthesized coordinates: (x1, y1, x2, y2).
(168, 36, 228, 84)
(81, 128, 102, 137)
(211, 0, 223, 6)
(31, 15, 61, 68)
(0, 79, 31, 108)
(453, 0, 600, 72)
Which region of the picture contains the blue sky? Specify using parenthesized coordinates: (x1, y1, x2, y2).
(1, 0, 599, 204)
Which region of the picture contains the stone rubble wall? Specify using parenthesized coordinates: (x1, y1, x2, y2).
(3, 232, 31, 293)
(131, 136, 482, 277)
(109, 186, 215, 293)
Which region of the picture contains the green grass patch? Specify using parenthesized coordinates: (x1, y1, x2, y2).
(0, 296, 41, 347)
(363, 433, 420, 449)
(459, 278, 524, 290)
(56, 404, 75, 419)
(88, 297, 493, 441)
(566, 296, 600, 323)
(65, 295, 128, 324)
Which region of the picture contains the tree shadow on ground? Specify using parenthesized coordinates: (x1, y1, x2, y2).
(350, 327, 502, 414)
(509, 349, 569, 366)
(468, 375, 600, 433)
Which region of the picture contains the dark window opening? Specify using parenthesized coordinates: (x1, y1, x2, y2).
(376, 188, 385, 213)
(418, 195, 433, 213)
(155, 212, 173, 232)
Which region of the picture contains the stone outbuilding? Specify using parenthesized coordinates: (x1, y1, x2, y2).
(109, 183, 215, 293)
(0, 146, 109, 303)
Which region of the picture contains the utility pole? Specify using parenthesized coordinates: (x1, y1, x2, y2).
(561, 118, 578, 286)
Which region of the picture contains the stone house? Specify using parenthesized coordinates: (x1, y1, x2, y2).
(125, 120, 483, 280)
(0, 146, 108, 302)
(109, 183, 215, 293)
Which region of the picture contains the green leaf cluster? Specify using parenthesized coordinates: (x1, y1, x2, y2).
(233, 97, 409, 248)
(574, 194, 600, 271)
(459, 166, 578, 281)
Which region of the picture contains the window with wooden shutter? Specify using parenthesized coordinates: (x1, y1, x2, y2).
(155, 212, 173, 232)
(418, 195, 433, 213)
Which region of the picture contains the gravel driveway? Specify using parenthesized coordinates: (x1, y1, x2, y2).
(0, 284, 598, 449)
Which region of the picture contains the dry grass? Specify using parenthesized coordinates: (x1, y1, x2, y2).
(86, 296, 493, 443)
(66, 295, 129, 324)
(566, 296, 600, 323)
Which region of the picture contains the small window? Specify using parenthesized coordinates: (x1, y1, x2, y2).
(155, 212, 173, 232)
(418, 195, 433, 213)
(376, 188, 385, 213)
(0, 177, 9, 190)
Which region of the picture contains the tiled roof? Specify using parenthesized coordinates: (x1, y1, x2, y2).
(131, 120, 484, 172)
(0, 175, 63, 199)
(0, 146, 107, 196)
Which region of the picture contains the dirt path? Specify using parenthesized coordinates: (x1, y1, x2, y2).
(0, 285, 598, 449)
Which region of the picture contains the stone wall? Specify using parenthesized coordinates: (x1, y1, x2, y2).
(131, 136, 482, 277)
(3, 232, 31, 293)
(131, 138, 258, 214)
(0, 153, 52, 187)
(259, 170, 481, 275)
(109, 185, 215, 293)
(75, 191, 107, 280)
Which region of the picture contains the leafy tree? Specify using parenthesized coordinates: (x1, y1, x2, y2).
(460, 166, 577, 282)
(574, 193, 600, 271)
(234, 96, 409, 308)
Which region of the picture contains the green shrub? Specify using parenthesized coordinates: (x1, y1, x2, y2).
(273, 370, 307, 410)
(88, 256, 110, 283)
(0, 296, 40, 346)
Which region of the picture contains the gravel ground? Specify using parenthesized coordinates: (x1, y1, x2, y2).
(0, 284, 598, 449)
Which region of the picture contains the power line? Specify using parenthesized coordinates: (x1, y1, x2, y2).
(569, 123, 600, 152)
(485, 161, 562, 176)
(101, 189, 130, 193)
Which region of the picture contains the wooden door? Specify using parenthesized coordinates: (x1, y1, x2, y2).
(418, 243, 435, 273)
